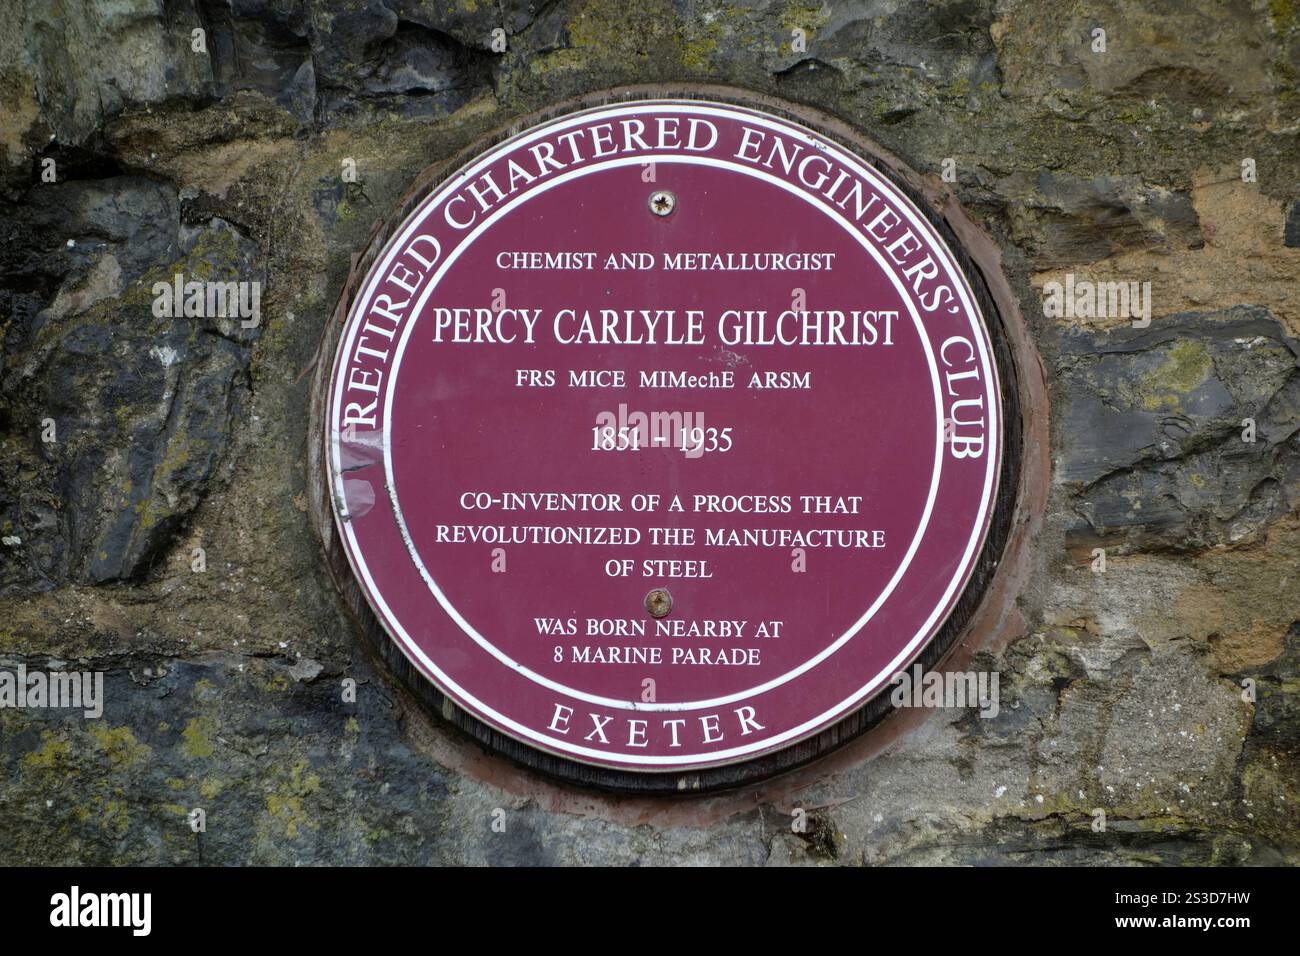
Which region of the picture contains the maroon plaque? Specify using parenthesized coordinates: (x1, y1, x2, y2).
(326, 100, 1002, 771)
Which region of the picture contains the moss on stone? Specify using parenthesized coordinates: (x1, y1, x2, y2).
(22, 731, 72, 772)
(778, 1, 831, 36)
(1270, 0, 1297, 32)
(681, 28, 721, 71)
(263, 760, 322, 839)
(1139, 340, 1213, 410)
(88, 724, 150, 767)
(181, 715, 220, 759)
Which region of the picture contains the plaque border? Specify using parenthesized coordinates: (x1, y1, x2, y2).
(307, 85, 1044, 794)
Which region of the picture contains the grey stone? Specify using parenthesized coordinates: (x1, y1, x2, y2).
(22, 0, 214, 145)
(0, 185, 259, 589)
(289, 658, 323, 682)
(306, 1, 495, 119)
(203, 0, 317, 121)
(1059, 307, 1300, 552)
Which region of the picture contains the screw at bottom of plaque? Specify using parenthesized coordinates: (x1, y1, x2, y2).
(644, 587, 673, 619)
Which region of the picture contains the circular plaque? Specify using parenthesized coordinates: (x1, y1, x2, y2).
(324, 99, 1004, 774)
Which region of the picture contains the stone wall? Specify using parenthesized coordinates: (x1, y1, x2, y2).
(0, 0, 1297, 865)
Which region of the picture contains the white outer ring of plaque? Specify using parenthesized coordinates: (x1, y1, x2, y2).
(328, 102, 1001, 766)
